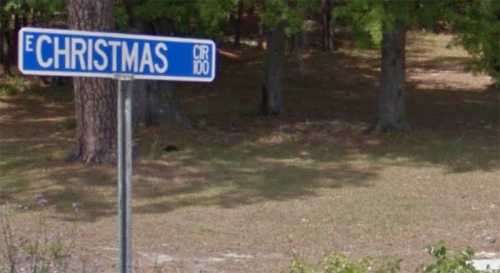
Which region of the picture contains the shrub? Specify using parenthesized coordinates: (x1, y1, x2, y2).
(421, 242, 479, 273)
(289, 253, 400, 273)
(289, 242, 493, 273)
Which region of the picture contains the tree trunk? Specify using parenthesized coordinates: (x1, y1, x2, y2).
(129, 80, 190, 128)
(330, 15, 336, 51)
(68, 0, 117, 164)
(321, 0, 332, 51)
(0, 0, 5, 74)
(233, 0, 243, 48)
(291, 32, 305, 76)
(8, 13, 21, 69)
(121, 0, 190, 128)
(260, 20, 286, 116)
(257, 0, 266, 50)
(375, 22, 409, 132)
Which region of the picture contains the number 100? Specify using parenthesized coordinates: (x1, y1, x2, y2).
(193, 60, 209, 76)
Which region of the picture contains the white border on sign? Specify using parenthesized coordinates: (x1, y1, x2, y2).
(18, 27, 217, 82)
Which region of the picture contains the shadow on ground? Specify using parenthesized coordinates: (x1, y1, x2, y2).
(0, 32, 498, 222)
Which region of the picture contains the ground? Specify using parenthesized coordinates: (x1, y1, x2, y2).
(0, 32, 499, 273)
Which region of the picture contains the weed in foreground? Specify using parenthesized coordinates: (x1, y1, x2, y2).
(0, 198, 79, 273)
(289, 242, 497, 273)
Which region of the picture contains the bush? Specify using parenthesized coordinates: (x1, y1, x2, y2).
(289, 253, 400, 273)
(289, 242, 492, 273)
(421, 242, 479, 273)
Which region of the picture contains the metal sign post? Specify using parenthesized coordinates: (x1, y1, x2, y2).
(117, 76, 133, 273)
(18, 27, 217, 273)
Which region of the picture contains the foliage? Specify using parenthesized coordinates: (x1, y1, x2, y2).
(114, 3, 130, 31)
(263, 0, 321, 36)
(421, 241, 479, 273)
(132, 0, 323, 37)
(26, 0, 65, 22)
(132, 0, 246, 36)
(289, 243, 490, 273)
(334, 0, 450, 48)
(134, 0, 200, 34)
(450, 0, 500, 85)
(289, 253, 400, 273)
(197, 0, 237, 36)
(3, 0, 64, 23)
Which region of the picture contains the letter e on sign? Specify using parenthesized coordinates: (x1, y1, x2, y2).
(26, 35, 34, 52)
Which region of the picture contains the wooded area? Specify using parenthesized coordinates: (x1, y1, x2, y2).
(0, 1, 499, 272)
(0, 0, 498, 164)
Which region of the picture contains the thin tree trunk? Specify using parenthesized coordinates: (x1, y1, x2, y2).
(3, 15, 11, 74)
(330, 15, 336, 51)
(321, 0, 332, 51)
(68, 0, 117, 164)
(292, 32, 305, 76)
(8, 13, 21, 69)
(258, 0, 266, 50)
(260, 20, 286, 116)
(5, 14, 21, 74)
(0, 0, 5, 74)
(233, 0, 243, 48)
(375, 21, 409, 132)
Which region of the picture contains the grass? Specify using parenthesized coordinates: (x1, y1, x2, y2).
(0, 76, 28, 96)
(0, 31, 499, 273)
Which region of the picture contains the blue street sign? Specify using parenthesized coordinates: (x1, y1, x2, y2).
(18, 27, 216, 82)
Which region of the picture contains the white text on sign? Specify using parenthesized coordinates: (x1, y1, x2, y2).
(193, 44, 210, 76)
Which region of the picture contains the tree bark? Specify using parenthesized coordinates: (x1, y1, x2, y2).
(260, 20, 286, 116)
(129, 80, 190, 128)
(375, 21, 409, 132)
(68, 0, 117, 164)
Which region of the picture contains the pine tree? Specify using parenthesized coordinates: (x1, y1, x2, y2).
(336, 0, 448, 132)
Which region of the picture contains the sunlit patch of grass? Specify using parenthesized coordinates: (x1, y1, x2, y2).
(358, 130, 499, 173)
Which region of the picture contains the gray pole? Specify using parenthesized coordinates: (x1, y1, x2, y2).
(117, 78, 133, 273)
